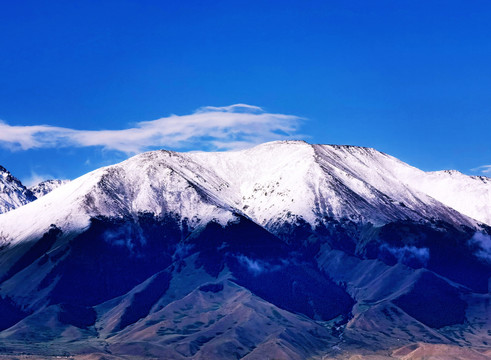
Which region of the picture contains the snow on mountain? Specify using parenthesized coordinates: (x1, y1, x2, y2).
(190, 141, 479, 229)
(403, 170, 491, 226)
(0, 168, 69, 215)
(0, 166, 36, 215)
(29, 179, 70, 198)
(0, 141, 489, 246)
(0, 151, 236, 245)
(311, 144, 491, 227)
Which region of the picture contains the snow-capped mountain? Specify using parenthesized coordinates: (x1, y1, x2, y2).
(0, 141, 490, 359)
(0, 141, 488, 245)
(190, 141, 489, 228)
(0, 167, 70, 215)
(29, 179, 70, 199)
(0, 166, 36, 214)
(404, 169, 491, 226)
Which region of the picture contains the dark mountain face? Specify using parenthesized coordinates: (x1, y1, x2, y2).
(0, 214, 353, 326)
(0, 212, 489, 359)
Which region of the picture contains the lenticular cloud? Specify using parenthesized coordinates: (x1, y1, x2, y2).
(0, 104, 303, 153)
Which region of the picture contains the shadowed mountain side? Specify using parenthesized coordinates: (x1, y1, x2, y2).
(0, 213, 489, 358)
(317, 246, 491, 353)
(0, 213, 354, 358)
(312, 219, 490, 293)
(106, 281, 338, 360)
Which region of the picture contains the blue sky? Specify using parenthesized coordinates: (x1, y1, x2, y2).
(0, 0, 490, 184)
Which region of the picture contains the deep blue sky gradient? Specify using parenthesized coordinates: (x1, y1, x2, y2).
(1, 1, 490, 182)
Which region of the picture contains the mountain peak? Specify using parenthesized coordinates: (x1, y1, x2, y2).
(260, 139, 309, 145)
(29, 179, 70, 199)
(0, 165, 36, 214)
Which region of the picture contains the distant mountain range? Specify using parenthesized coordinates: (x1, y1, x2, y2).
(0, 141, 489, 359)
(29, 179, 71, 199)
(0, 167, 68, 214)
(0, 165, 37, 214)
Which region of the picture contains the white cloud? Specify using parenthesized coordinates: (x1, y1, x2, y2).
(470, 232, 491, 262)
(238, 255, 265, 275)
(0, 104, 303, 154)
(379, 244, 430, 266)
(471, 165, 491, 175)
(237, 255, 289, 275)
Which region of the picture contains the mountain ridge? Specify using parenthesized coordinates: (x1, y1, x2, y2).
(3, 140, 488, 244)
(2, 140, 489, 226)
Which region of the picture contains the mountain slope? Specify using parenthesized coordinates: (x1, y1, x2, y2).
(404, 169, 491, 226)
(0, 151, 237, 245)
(190, 141, 490, 229)
(190, 142, 480, 230)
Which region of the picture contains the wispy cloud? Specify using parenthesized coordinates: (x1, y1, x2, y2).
(471, 165, 491, 175)
(237, 255, 289, 276)
(0, 104, 303, 153)
(379, 244, 430, 267)
(470, 232, 491, 263)
(23, 171, 55, 188)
